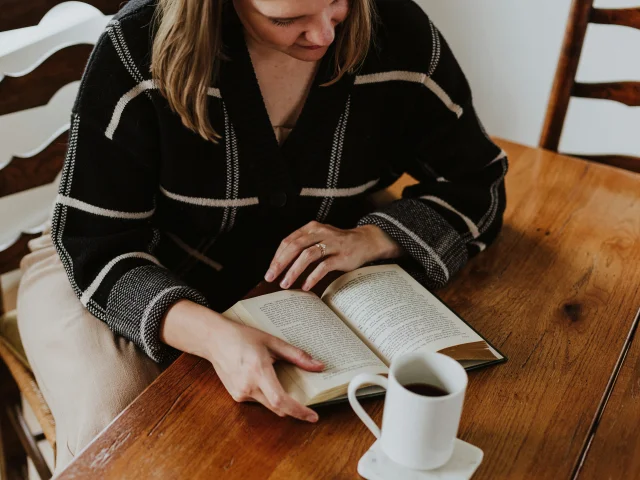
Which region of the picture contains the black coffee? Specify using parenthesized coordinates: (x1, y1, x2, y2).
(404, 382, 448, 397)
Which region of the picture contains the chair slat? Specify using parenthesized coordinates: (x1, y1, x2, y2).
(567, 153, 640, 174)
(6, 405, 52, 479)
(541, 0, 640, 174)
(573, 81, 640, 107)
(0, 132, 66, 198)
(539, 0, 594, 151)
(0, 0, 124, 31)
(0, 45, 93, 117)
(0, 340, 56, 450)
(0, 234, 39, 276)
(591, 8, 640, 30)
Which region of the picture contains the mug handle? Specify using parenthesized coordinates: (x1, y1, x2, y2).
(347, 373, 389, 439)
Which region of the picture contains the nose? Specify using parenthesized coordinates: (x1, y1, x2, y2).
(304, 15, 335, 46)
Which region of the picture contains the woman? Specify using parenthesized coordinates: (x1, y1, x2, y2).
(17, 0, 507, 472)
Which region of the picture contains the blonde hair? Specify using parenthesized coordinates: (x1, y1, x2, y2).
(151, 0, 377, 144)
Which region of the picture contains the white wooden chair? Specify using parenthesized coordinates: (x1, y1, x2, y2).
(0, 2, 117, 478)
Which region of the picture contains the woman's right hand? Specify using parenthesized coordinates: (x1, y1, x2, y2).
(207, 315, 324, 422)
(160, 299, 325, 422)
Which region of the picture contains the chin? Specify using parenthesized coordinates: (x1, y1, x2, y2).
(287, 46, 328, 62)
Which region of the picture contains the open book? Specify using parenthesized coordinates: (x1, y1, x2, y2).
(222, 264, 505, 407)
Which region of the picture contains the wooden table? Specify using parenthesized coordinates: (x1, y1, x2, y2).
(58, 140, 640, 479)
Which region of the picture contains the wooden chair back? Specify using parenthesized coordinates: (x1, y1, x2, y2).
(539, 1, 640, 173)
(0, 0, 117, 316)
(1, 4, 127, 478)
(0, 0, 125, 31)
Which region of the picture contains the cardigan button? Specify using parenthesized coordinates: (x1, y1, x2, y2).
(270, 191, 287, 207)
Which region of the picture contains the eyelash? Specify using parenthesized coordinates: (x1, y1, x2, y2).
(271, 19, 294, 27)
(270, 0, 341, 27)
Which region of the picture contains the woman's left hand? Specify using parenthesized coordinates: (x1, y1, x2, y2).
(264, 221, 404, 291)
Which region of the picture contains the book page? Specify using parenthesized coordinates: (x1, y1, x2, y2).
(224, 289, 388, 402)
(321, 264, 500, 366)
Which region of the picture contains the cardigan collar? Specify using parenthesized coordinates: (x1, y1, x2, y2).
(218, 3, 355, 217)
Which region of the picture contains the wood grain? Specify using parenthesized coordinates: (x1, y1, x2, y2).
(539, 0, 593, 151)
(591, 7, 640, 30)
(577, 308, 640, 479)
(0, 45, 94, 116)
(57, 141, 640, 479)
(0, 132, 67, 198)
(0, 0, 126, 31)
(572, 81, 640, 107)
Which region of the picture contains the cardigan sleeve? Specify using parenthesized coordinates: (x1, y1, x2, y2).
(356, 2, 508, 289)
(51, 22, 209, 363)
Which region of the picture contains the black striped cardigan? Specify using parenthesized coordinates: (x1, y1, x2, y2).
(51, 0, 508, 363)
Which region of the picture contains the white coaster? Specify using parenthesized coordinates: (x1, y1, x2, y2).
(357, 439, 483, 480)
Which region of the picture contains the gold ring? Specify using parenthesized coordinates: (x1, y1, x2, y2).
(315, 243, 327, 258)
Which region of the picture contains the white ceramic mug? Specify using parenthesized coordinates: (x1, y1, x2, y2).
(348, 352, 468, 470)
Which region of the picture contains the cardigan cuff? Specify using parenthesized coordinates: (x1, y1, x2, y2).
(105, 264, 209, 363)
(357, 198, 469, 289)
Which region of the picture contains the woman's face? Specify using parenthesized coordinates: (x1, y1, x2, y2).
(232, 0, 350, 62)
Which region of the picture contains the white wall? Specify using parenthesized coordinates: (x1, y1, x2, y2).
(418, 0, 640, 157)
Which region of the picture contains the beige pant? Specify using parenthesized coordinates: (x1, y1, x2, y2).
(16, 231, 164, 476)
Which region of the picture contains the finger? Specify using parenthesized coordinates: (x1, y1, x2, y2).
(281, 243, 327, 289)
(224, 373, 288, 417)
(270, 221, 318, 267)
(249, 390, 287, 418)
(302, 259, 337, 291)
(270, 232, 324, 287)
(271, 229, 305, 269)
(267, 335, 325, 372)
(240, 389, 289, 419)
(266, 230, 307, 283)
(259, 366, 319, 422)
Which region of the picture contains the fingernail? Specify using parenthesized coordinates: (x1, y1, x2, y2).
(302, 283, 309, 291)
(311, 359, 324, 367)
(306, 413, 319, 422)
(265, 270, 274, 282)
(280, 279, 289, 289)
